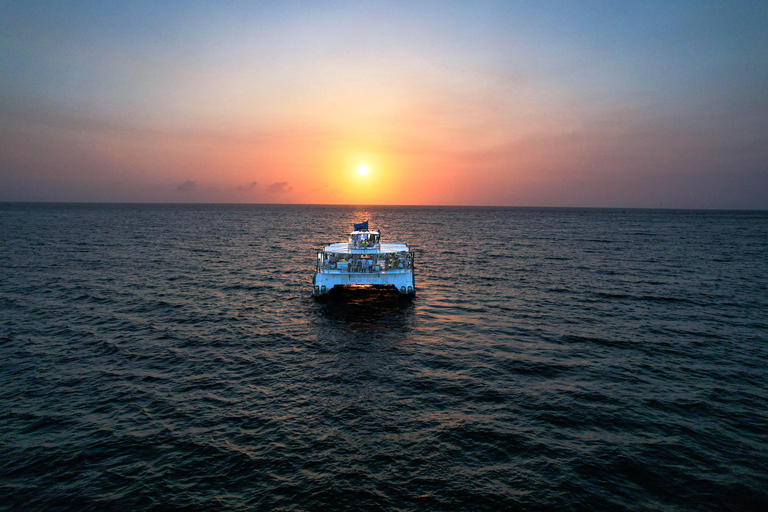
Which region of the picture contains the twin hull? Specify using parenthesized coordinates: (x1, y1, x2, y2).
(313, 271, 415, 296)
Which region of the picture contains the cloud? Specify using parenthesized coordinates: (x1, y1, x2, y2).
(236, 181, 258, 192)
(177, 180, 197, 192)
(268, 181, 292, 194)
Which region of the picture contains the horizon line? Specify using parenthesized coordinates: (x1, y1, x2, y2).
(1, 201, 766, 213)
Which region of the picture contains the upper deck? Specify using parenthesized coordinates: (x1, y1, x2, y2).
(322, 229, 410, 254)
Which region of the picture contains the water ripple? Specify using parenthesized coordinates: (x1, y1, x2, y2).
(1, 204, 767, 510)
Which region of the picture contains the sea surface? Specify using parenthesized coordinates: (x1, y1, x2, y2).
(1, 203, 767, 511)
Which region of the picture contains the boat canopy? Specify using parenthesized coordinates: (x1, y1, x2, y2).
(322, 242, 409, 254)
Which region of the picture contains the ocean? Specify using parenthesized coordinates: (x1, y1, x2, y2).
(1, 203, 766, 511)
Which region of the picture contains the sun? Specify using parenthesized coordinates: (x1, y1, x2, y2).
(356, 164, 370, 176)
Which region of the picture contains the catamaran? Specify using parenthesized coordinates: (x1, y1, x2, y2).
(312, 221, 415, 297)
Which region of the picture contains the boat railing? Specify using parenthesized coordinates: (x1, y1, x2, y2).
(316, 251, 413, 274)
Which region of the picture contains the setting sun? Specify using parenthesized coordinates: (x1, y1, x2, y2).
(356, 165, 370, 176)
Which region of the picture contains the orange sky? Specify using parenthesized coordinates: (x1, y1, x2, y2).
(1, 2, 767, 208)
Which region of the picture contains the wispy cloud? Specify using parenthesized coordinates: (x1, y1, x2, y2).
(236, 181, 258, 192)
(177, 180, 197, 192)
(268, 181, 292, 194)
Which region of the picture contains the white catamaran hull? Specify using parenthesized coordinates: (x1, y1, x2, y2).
(313, 270, 415, 296)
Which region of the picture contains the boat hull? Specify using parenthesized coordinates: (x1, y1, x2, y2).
(313, 271, 415, 297)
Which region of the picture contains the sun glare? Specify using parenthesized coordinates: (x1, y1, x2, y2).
(357, 165, 370, 176)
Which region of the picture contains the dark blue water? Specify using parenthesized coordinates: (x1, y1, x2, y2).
(1, 203, 767, 511)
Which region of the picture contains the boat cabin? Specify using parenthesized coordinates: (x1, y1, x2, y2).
(349, 230, 380, 249)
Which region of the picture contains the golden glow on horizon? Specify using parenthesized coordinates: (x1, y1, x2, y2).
(356, 164, 370, 176)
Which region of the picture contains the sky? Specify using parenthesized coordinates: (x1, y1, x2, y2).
(1, 0, 767, 208)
